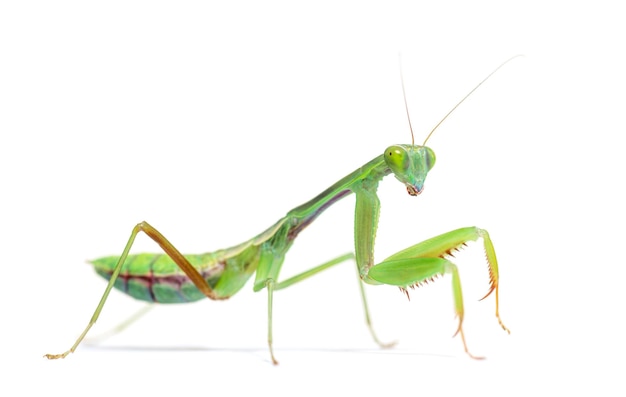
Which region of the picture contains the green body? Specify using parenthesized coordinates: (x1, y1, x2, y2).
(77, 144, 507, 362)
(46, 143, 509, 363)
(46, 61, 515, 363)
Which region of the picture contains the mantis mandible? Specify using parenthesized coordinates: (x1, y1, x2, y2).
(45, 59, 514, 364)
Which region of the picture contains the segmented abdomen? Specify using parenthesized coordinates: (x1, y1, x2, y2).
(91, 253, 225, 304)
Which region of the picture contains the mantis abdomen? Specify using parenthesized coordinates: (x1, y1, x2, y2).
(92, 244, 262, 303)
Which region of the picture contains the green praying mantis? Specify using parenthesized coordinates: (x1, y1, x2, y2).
(45, 58, 515, 364)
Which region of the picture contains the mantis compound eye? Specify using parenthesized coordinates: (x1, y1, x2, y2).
(384, 145, 410, 174)
(423, 146, 436, 171)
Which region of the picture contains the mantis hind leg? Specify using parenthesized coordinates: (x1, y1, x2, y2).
(368, 226, 509, 359)
(86, 305, 154, 344)
(44, 221, 221, 360)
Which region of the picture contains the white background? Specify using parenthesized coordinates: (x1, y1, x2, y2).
(1, 1, 624, 396)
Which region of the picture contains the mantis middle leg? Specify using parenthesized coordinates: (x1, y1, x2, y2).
(262, 252, 394, 364)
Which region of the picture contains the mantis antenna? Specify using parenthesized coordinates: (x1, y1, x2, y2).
(407, 55, 522, 147)
(399, 60, 415, 147)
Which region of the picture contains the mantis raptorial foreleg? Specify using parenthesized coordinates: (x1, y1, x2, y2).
(367, 227, 509, 359)
(351, 180, 508, 358)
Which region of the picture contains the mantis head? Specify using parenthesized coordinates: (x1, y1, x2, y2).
(384, 144, 436, 196)
(388, 56, 518, 196)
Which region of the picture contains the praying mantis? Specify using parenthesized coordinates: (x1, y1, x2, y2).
(45, 58, 515, 365)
